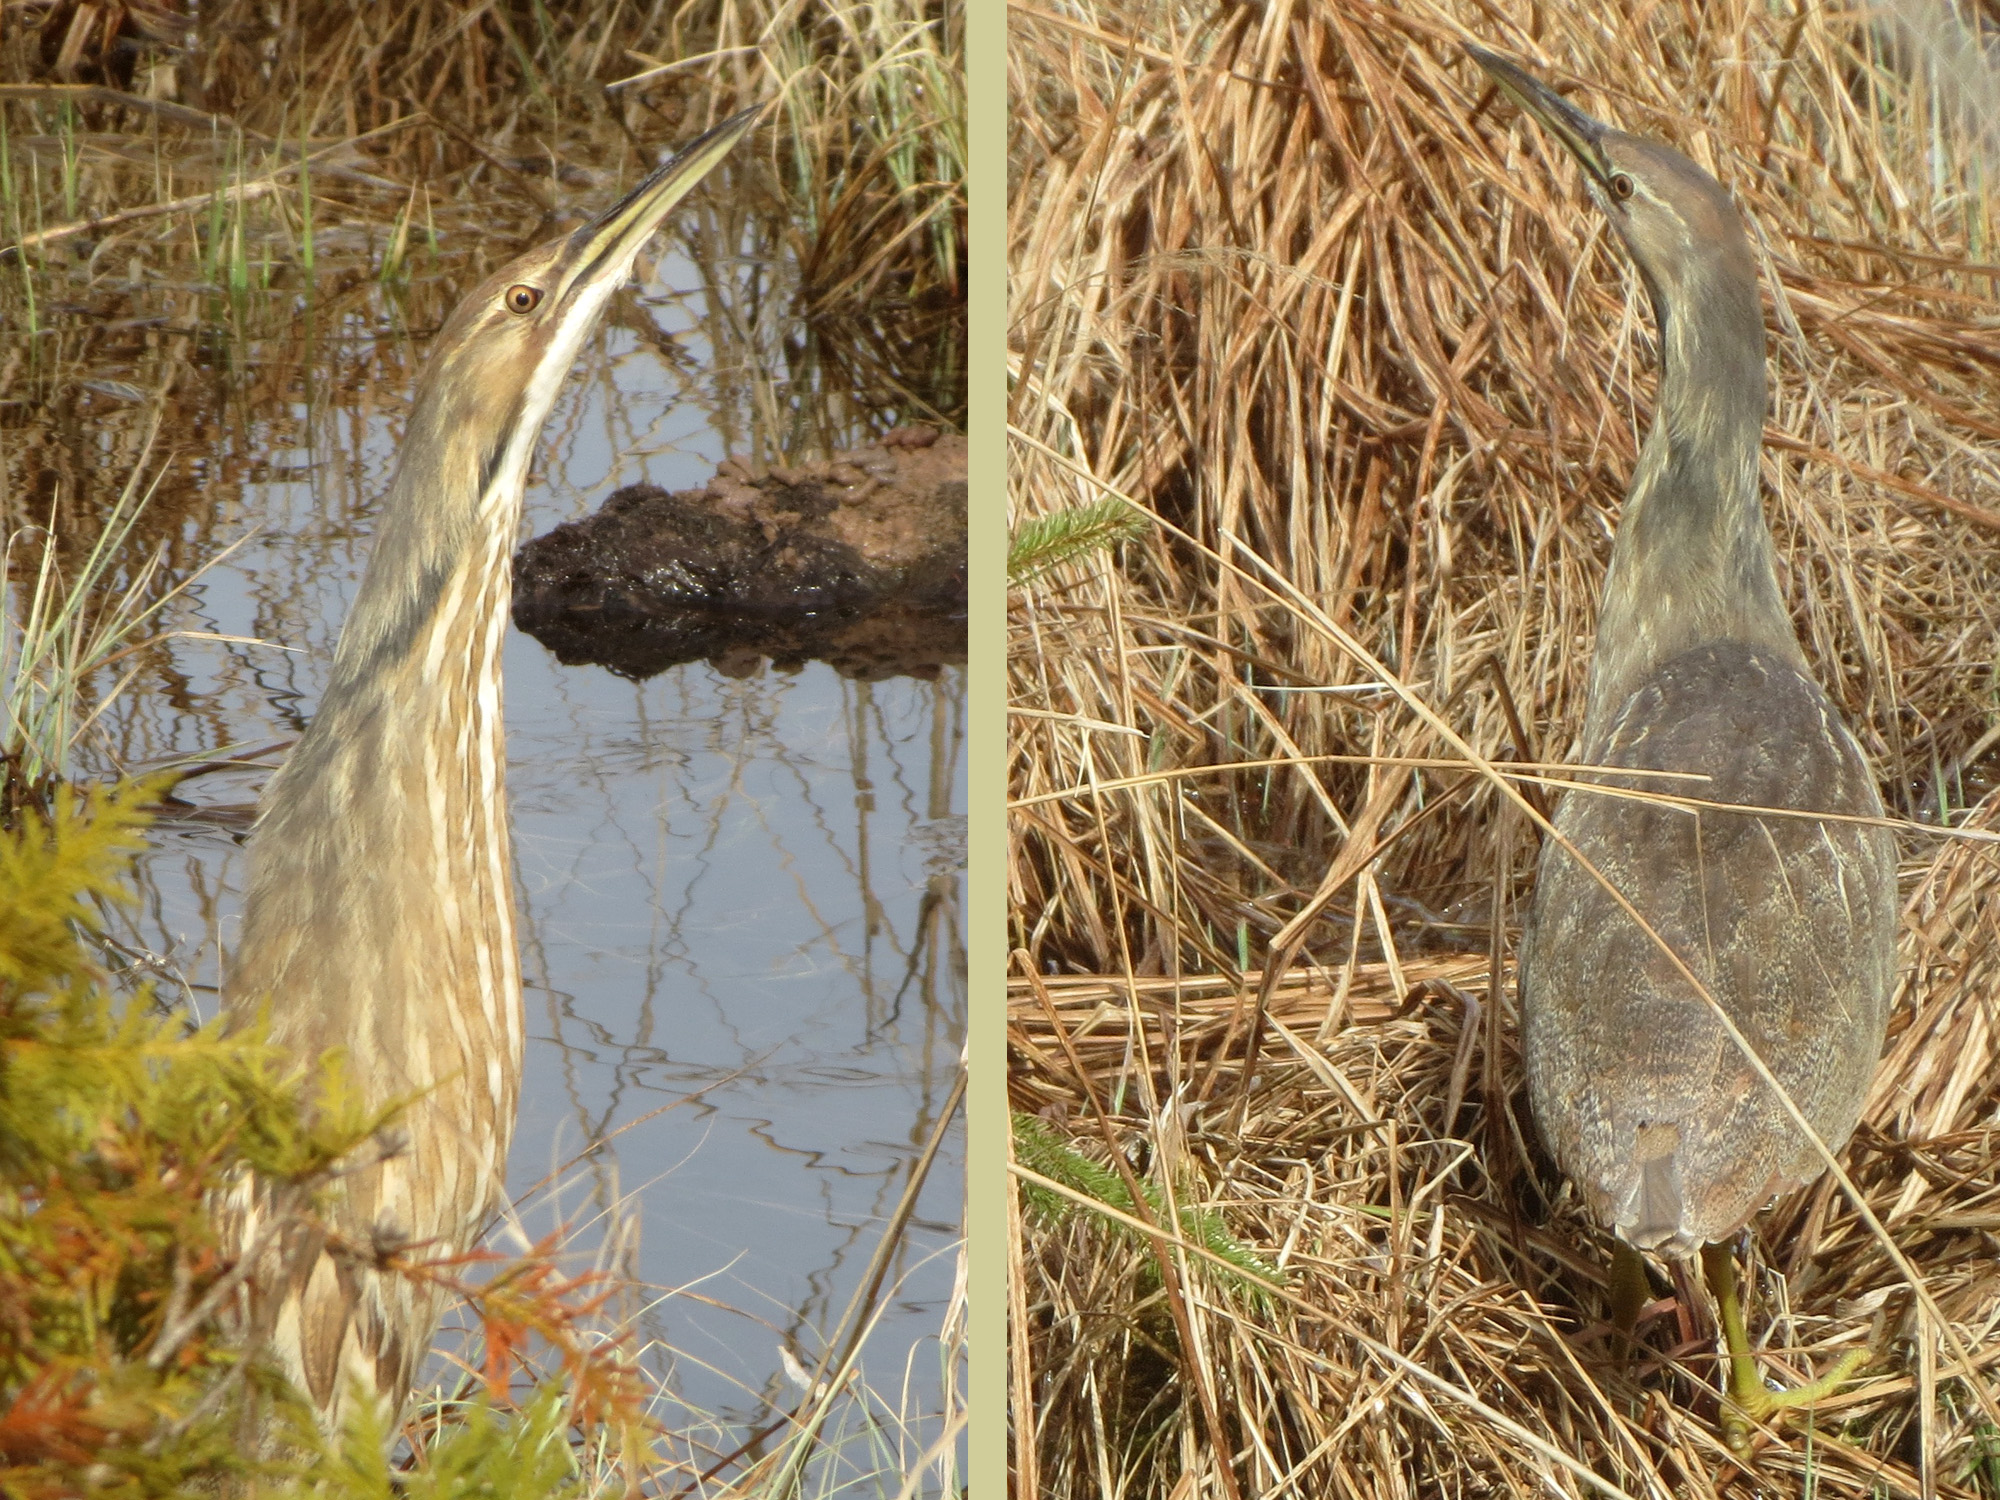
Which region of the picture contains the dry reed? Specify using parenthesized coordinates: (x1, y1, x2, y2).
(1009, 0, 2000, 1493)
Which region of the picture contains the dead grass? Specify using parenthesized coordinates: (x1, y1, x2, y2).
(1008, 0, 2000, 1493)
(9, 0, 962, 297)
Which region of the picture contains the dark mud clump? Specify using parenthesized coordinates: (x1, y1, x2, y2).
(512, 427, 966, 681)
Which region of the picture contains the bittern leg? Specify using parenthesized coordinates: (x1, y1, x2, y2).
(1608, 1240, 1650, 1365)
(1699, 1239, 1867, 1456)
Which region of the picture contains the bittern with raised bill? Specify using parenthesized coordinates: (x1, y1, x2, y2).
(220, 106, 763, 1438)
(1467, 45, 1897, 1453)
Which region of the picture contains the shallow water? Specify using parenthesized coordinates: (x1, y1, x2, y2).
(53, 214, 964, 1454)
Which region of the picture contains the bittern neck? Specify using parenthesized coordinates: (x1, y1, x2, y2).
(1578, 261, 1803, 749)
(233, 371, 526, 1079)
(228, 384, 526, 1406)
(325, 389, 528, 701)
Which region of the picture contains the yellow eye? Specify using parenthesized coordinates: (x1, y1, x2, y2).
(504, 284, 543, 314)
(1609, 173, 1636, 201)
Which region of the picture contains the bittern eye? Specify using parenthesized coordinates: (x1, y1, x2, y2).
(1609, 172, 1636, 201)
(504, 284, 543, 314)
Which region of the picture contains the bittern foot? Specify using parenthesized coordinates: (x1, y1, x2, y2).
(1716, 1345, 1869, 1456)
(1700, 1240, 1866, 1457)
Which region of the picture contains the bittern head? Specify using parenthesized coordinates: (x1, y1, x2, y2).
(325, 104, 762, 683)
(399, 105, 764, 517)
(1466, 46, 1755, 327)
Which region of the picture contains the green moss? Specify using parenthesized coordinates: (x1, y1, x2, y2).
(1012, 1110, 1286, 1294)
(1008, 500, 1152, 587)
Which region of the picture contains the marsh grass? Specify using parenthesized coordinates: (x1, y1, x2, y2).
(0, 451, 160, 816)
(1009, 0, 2000, 1493)
(0, 0, 965, 499)
(0, 417, 246, 820)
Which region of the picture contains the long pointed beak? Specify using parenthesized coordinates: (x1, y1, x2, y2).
(1465, 45, 1615, 187)
(565, 103, 767, 297)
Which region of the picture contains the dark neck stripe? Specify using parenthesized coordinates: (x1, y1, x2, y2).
(477, 394, 527, 499)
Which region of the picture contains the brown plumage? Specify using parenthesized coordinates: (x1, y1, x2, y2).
(1523, 639, 1896, 1252)
(1469, 45, 1896, 1442)
(219, 107, 761, 1438)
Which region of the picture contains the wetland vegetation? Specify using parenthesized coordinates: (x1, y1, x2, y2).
(1008, 1, 2000, 1494)
(1, 0, 965, 1493)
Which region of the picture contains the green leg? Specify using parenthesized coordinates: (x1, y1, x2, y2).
(1609, 1240, 1650, 1365)
(1700, 1239, 1867, 1457)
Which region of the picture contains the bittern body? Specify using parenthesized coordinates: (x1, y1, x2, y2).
(1469, 48, 1897, 1448)
(221, 108, 760, 1435)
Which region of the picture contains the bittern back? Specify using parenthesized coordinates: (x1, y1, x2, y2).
(220, 107, 761, 1438)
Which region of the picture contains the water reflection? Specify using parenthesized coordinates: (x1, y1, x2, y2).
(508, 653, 964, 1423)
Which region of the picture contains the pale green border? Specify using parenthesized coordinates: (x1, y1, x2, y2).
(965, 0, 1007, 1488)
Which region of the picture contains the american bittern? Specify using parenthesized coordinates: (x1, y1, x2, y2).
(221, 106, 762, 1437)
(1468, 47, 1897, 1453)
